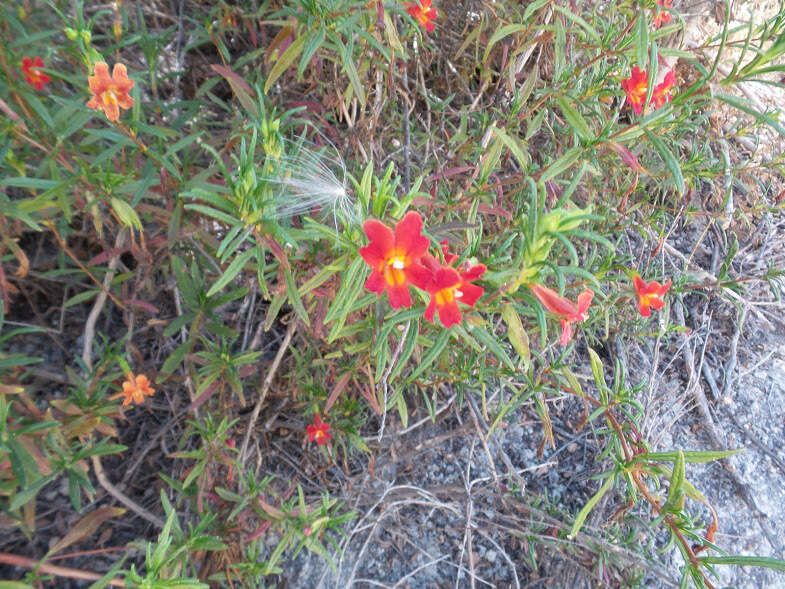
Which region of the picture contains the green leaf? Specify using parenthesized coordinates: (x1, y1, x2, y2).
(470, 325, 516, 371)
(283, 262, 310, 326)
(568, 472, 614, 539)
(7, 439, 36, 486)
(483, 24, 528, 64)
(699, 555, 785, 571)
(522, 0, 550, 21)
(9, 474, 55, 511)
(396, 393, 408, 429)
(299, 27, 326, 78)
(110, 197, 143, 231)
(587, 348, 608, 403)
(501, 303, 530, 370)
(205, 247, 257, 298)
(407, 328, 451, 384)
(0, 177, 60, 190)
(388, 319, 420, 381)
(493, 127, 530, 171)
(645, 130, 685, 195)
(479, 134, 504, 183)
(638, 448, 743, 463)
(539, 147, 582, 183)
(518, 64, 539, 105)
(636, 10, 649, 69)
(161, 340, 191, 376)
(342, 44, 366, 109)
(663, 450, 685, 511)
(264, 33, 306, 94)
(555, 95, 593, 142)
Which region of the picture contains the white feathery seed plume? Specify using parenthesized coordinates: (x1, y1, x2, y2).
(265, 134, 357, 228)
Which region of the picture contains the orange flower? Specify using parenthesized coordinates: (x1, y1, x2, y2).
(653, 0, 674, 29)
(306, 414, 331, 445)
(633, 275, 671, 317)
(621, 66, 648, 115)
(21, 57, 51, 90)
(359, 211, 432, 309)
(86, 62, 134, 122)
(121, 373, 155, 406)
(652, 70, 677, 108)
(422, 251, 485, 328)
(405, 0, 437, 33)
(529, 283, 594, 346)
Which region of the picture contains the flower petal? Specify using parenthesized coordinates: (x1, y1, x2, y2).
(117, 94, 134, 109)
(104, 100, 120, 122)
(359, 242, 385, 267)
(431, 266, 461, 292)
(558, 319, 573, 346)
(633, 275, 647, 297)
(405, 261, 433, 291)
(424, 298, 437, 323)
(395, 211, 429, 260)
(364, 270, 386, 294)
(575, 288, 594, 315)
(460, 263, 486, 282)
(363, 219, 394, 255)
(529, 283, 577, 317)
(457, 282, 483, 307)
(438, 300, 462, 328)
(386, 283, 412, 309)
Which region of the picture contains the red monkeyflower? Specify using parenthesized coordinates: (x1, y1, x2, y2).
(405, 0, 437, 33)
(359, 211, 432, 309)
(306, 414, 331, 446)
(21, 57, 51, 90)
(621, 66, 648, 115)
(422, 252, 485, 328)
(529, 283, 594, 346)
(652, 70, 677, 108)
(654, 0, 674, 29)
(633, 275, 671, 317)
(86, 62, 134, 122)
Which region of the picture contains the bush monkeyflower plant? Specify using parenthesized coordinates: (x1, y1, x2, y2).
(2, 1, 785, 587)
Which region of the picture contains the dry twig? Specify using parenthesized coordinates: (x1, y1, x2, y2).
(239, 319, 298, 463)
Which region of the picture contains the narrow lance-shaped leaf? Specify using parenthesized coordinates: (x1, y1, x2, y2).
(568, 473, 615, 539)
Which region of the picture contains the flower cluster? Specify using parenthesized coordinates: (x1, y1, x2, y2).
(86, 61, 134, 122)
(405, 0, 437, 33)
(621, 66, 677, 115)
(360, 212, 485, 328)
(21, 57, 51, 90)
(653, 0, 675, 29)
